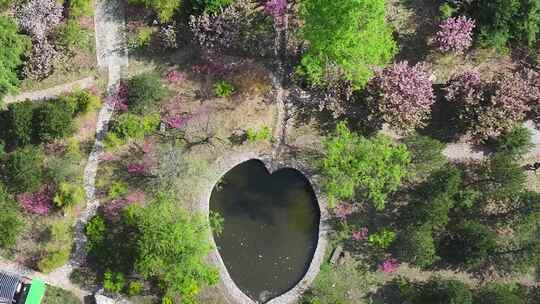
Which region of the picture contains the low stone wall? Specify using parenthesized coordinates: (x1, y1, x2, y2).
(197, 150, 329, 304)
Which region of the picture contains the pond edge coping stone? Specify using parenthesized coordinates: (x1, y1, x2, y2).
(198, 150, 329, 304)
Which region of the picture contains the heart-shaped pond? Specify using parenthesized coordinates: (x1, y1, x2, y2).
(210, 159, 320, 302)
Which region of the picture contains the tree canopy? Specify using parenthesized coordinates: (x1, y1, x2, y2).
(0, 16, 30, 106)
(320, 122, 410, 210)
(298, 0, 397, 89)
(128, 192, 219, 302)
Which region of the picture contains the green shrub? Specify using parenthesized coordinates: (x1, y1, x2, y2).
(0, 185, 25, 248)
(127, 73, 167, 114)
(129, 26, 154, 49)
(38, 219, 73, 273)
(57, 20, 92, 51)
(213, 80, 235, 97)
(53, 182, 85, 209)
(0, 16, 30, 105)
(2, 101, 35, 146)
(108, 181, 128, 200)
(85, 215, 107, 254)
(188, 0, 232, 14)
(494, 126, 533, 158)
(110, 113, 159, 140)
(368, 228, 396, 249)
(394, 224, 439, 268)
(128, 0, 181, 22)
(127, 281, 143, 296)
(43, 285, 82, 304)
(103, 270, 125, 294)
(68, 0, 93, 18)
(3, 146, 44, 193)
(246, 126, 271, 142)
(439, 2, 457, 19)
(33, 103, 74, 141)
(71, 90, 101, 114)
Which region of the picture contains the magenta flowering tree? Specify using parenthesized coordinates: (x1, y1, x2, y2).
(352, 227, 369, 241)
(371, 61, 435, 132)
(166, 70, 184, 85)
(379, 258, 400, 273)
(17, 184, 54, 215)
(265, 0, 286, 18)
(436, 16, 476, 54)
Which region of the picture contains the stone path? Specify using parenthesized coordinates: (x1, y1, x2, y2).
(3, 77, 95, 104)
(74, 0, 128, 266)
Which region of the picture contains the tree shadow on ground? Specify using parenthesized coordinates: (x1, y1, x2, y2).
(391, 0, 443, 64)
(418, 85, 461, 143)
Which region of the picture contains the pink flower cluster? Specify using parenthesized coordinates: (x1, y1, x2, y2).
(126, 158, 154, 176)
(103, 191, 145, 220)
(265, 0, 286, 17)
(107, 82, 129, 112)
(352, 227, 369, 241)
(334, 203, 354, 221)
(162, 97, 186, 129)
(166, 70, 185, 85)
(17, 185, 54, 215)
(436, 16, 476, 54)
(379, 258, 400, 273)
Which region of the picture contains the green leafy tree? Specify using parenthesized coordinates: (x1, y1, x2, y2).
(474, 153, 527, 202)
(127, 73, 167, 114)
(441, 221, 497, 268)
(413, 277, 473, 304)
(408, 167, 462, 229)
(0, 184, 25, 248)
(320, 122, 410, 209)
(1, 101, 35, 146)
(0, 16, 30, 105)
(475, 283, 524, 304)
(57, 20, 92, 51)
(128, 0, 181, 22)
(473, 0, 540, 50)
(494, 126, 533, 159)
(130, 192, 219, 302)
(298, 0, 397, 88)
(3, 146, 44, 193)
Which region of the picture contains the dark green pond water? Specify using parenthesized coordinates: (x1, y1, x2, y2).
(210, 160, 320, 302)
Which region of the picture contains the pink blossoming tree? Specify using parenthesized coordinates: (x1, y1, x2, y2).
(371, 61, 435, 132)
(436, 16, 476, 54)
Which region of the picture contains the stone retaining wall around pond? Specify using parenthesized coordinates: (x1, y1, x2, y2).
(198, 150, 329, 304)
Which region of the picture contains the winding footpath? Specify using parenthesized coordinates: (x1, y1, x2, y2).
(3, 77, 96, 104)
(1, 0, 127, 300)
